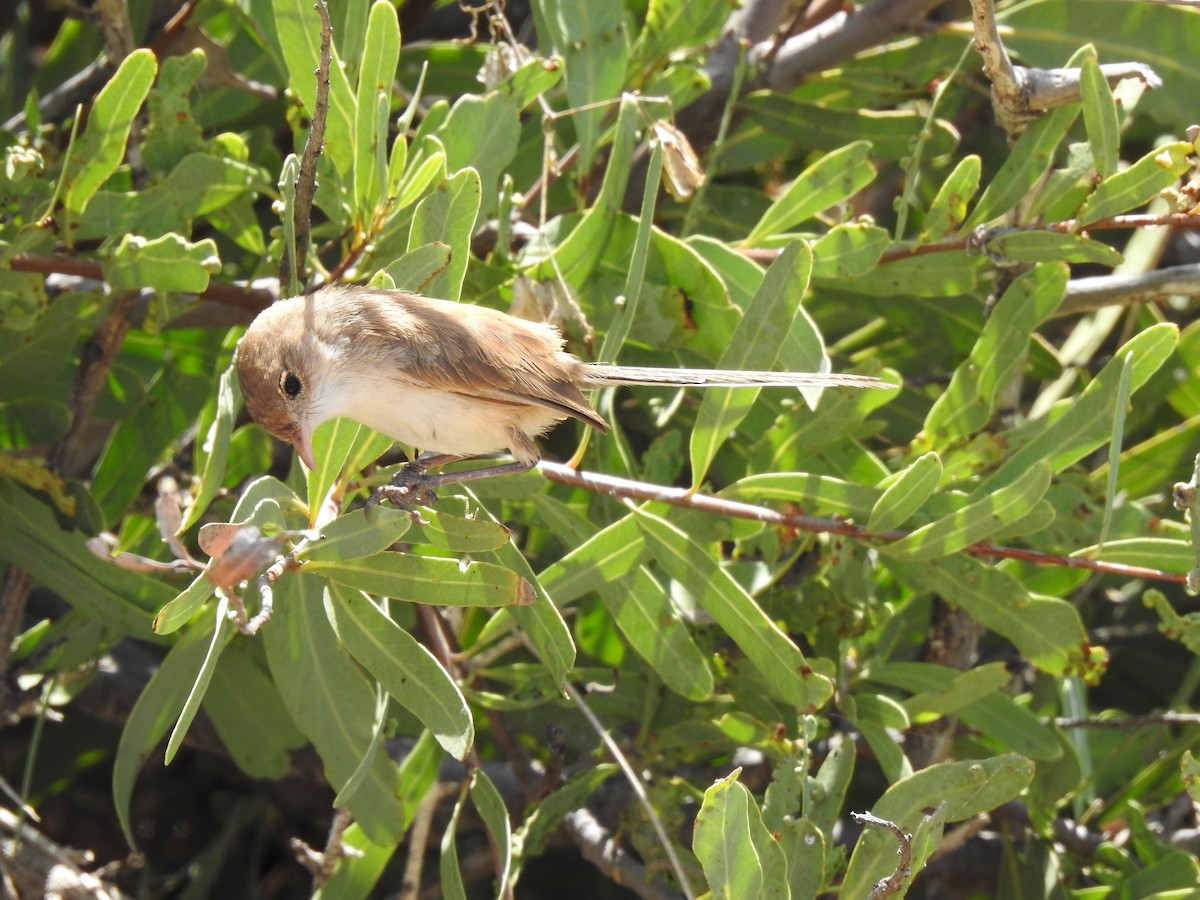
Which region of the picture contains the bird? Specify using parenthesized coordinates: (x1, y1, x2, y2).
(235, 284, 888, 501)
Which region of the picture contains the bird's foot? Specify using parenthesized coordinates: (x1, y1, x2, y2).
(366, 463, 439, 514)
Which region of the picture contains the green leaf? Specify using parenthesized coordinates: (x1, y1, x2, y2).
(742, 93, 959, 162)
(978, 323, 1177, 494)
(104, 233, 221, 295)
(439, 783, 470, 900)
(693, 769, 791, 900)
(925, 263, 1067, 443)
(63, 49, 157, 219)
(1080, 52, 1120, 178)
(868, 451, 943, 533)
(383, 242, 452, 293)
(164, 599, 236, 763)
(152, 572, 216, 635)
(724, 472, 881, 519)
(1077, 140, 1192, 226)
(964, 102, 1080, 228)
(203, 643, 306, 779)
(888, 556, 1086, 673)
(299, 506, 413, 563)
(985, 230, 1123, 265)
(636, 507, 833, 711)
(745, 141, 875, 245)
(439, 92, 520, 210)
(181, 359, 240, 531)
(0, 478, 173, 636)
(469, 770, 512, 895)
(306, 417, 363, 521)
(810, 223, 889, 280)
(919, 154, 981, 243)
(406, 507, 514, 553)
(263, 574, 406, 843)
(325, 584, 473, 759)
(841, 754, 1034, 897)
(882, 461, 1052, 560)
(272, 0, 357, 176)
(536, 505, 713, 700)
(112, 614, 214, 847)
(353, 1, 400, 220)
(529, 0, 628, 169)
(307, 551, 534, 607)
(690, 239, 813, 484)
(407, 167, 481, 300)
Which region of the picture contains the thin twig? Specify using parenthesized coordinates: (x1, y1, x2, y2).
(399, 783, 458, 900)
(1055, 711, 1200, 728)
(282, 0, 334, 292)
(562, 807, 685, 900)
(0, 568, 34, 724)
(536, 461, 1189, 585)
(851, 810, 913, 899)
(560, 681, 698, 900)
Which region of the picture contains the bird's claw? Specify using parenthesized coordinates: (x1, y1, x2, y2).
(366, 464, 438, 518)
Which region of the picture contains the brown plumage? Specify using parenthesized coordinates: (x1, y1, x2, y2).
(235, 285, 888, 471)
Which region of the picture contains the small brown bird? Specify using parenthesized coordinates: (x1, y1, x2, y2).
(236, 285, 887, 490)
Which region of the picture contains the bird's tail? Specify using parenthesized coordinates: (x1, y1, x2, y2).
(580, 364, 889, 390)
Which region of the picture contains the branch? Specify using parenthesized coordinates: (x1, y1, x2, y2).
(536, 461, 1188, 585)
(282, 0, 333, 293)
(968, 0, 1160, 135)
(562, 807, 685, 900)
(851, 810, 913, 899)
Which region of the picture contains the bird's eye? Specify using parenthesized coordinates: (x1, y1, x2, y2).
(280, 371, 303, 398)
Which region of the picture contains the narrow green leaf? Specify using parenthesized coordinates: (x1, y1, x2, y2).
(882, 461, 1052, 560)
(724, 472, 881, 519)
(693, 770, 764, 900)
(919, 154, 981, 243)
(979, 323, 1177, 494)
(690, 239, 812, 484)
(778, 818, 825, 900)
(165, 600, 236, 763)
(850, 693, 911, 782)
(986, 230, 1123, 265)
(1080, 54, 1120, 178)
(470, 770, 512, 895)
(407, 508, 513, 553)
(535, 503, 713, 700)
(308, 552, 534, 607)
(0, 478, 173, 636)
(182, 360, 240, 531)
(636, 508, 833, 710)
(112, 615, 213, 847)
(263, 575, 406, 843)
(439, 783, 470, 900)
(63, 49, 157, 218)
(745, 141, 874, 245)
(439, 92, 520, 208)
(354, 1, 400, 218)
(888, 556, 1086, 673)
(529, 0, 627, 169)
(203, 643, 306, 779)
(513, 766, 617, 862)
(306, 417, 363, 521)
(152, 572, 217, 635)
(272, 0, 357, 175)
(326, 584, 473, 759)
(811, 223, 889, 280)
(300, 506, 413, 563)
(842, 754, 1034, 897)
(868, 451, 942, 533)
(965, 102, 1080, 228)
(498, 54, 565, 110)
(1078, 141, 1192, 226)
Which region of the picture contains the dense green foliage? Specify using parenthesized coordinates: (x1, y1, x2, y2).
(3, 0, 1200, 896)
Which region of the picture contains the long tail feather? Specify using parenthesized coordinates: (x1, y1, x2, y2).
(580, 364, 889, 389)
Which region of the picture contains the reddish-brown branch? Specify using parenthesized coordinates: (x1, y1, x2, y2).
(536, 461, 1188, 585)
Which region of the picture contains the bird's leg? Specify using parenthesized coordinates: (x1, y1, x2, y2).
(367, 436, 540, 511)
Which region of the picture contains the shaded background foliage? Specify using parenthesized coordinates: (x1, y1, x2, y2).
(3, 0, 1200, 897)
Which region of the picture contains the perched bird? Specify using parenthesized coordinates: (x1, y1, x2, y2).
(236, 285, 887, 492)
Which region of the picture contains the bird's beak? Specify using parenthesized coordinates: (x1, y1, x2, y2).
(292, 426, 316, 470)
